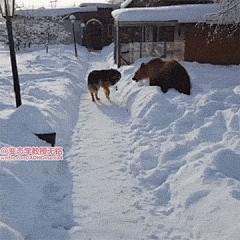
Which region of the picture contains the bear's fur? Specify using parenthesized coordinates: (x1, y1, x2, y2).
(132, 58, 191, 95)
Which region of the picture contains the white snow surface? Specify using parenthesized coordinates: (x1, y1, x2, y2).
(1, 43, 240, 239)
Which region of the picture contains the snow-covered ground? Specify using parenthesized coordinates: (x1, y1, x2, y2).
(1, 42, 240, 240)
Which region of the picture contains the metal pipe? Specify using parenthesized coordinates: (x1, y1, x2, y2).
(72, 22, 77, 57)
(6, 17, 22, 108)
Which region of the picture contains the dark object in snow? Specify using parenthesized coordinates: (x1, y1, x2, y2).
(88, 69, 121, 102)
(133, 58, 191, 95)
(35, 132, 56, 147)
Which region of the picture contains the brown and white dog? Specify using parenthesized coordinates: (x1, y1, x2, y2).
(88, 69, 121, 102)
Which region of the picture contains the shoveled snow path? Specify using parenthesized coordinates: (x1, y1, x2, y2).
(67, 52, 147, 239)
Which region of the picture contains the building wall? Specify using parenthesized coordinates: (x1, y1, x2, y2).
(74, 9, 114, 50)
(184, 25, 240, 65)
(114, 20, 240, 67)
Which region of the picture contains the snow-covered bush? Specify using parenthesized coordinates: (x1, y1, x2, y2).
(0, 7, 72, 50)
(12, 16, 71, 50)
(202, 0, 240, 25)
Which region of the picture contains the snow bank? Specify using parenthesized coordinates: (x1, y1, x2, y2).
(1, 43, 240, 239)
(0, 44, 89, 240)
(115, 59, 240, 182)
(16, 44, 89, 148)
(113, 57, 240, 238)
(0, 105, 54, 147)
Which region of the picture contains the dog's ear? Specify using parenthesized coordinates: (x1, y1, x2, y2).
(140, 63, 146, 68)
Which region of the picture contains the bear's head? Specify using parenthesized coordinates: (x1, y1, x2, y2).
(132, 63, 148, 82)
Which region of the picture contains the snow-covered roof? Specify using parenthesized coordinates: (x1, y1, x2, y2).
(16, 8, 80, 17)
(79, 2, 118, 8)
(112, 4, 220, 24)
(16, 2, 120, 18)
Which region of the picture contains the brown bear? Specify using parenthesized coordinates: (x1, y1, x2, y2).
(132, 58, 191, 95)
